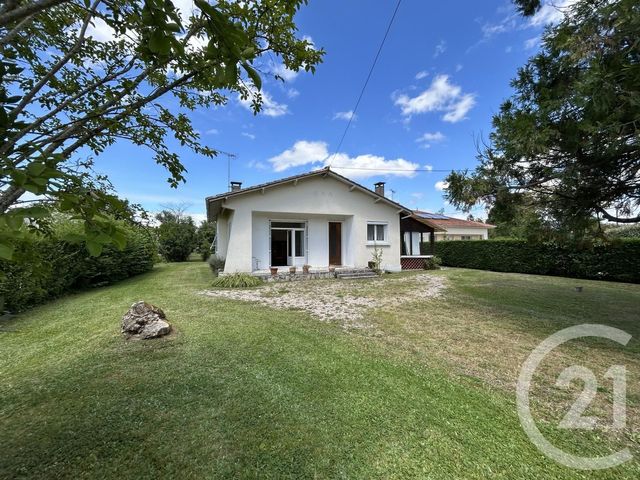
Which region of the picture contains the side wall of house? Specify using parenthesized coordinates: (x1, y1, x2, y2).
(435, 226, 489, 240)
(220, 175, 402, 272)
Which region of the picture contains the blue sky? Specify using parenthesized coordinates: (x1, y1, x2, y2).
(91, 0, 569, 223)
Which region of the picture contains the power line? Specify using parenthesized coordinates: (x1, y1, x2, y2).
(328, 0, 403, 167)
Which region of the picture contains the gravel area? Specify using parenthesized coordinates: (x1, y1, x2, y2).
(201, 273, 445, 328)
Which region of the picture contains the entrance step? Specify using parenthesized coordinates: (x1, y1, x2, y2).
(336, 269, 378, 280)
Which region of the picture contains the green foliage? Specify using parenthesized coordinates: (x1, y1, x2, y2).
(207, 254, 225, 276)
(606, 224, 640, 239)
(432, 239, 640, 283)
(446, 0, 640, 232)
(210, 273, 262, 288)
(423, 256, 442, 270)
(0, 219, 155, 312)
(0, 0, 323, 259)
(156, 212, 197, 262)
(196, 221, 216, 260)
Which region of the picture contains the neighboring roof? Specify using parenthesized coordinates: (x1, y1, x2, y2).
(206, 167, 414, 220)
(413, 210, 495, 229)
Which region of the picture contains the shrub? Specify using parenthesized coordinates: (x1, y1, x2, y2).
(211, 273, 262, 288)
(0, 220, 155, 313)
(430, 239, 640, 283)
(606, 224, 640, 239)
(207, 254, 225, 276)
(423, 256, 442, 270)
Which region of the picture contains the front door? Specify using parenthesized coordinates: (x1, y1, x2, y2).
(328, 222, 342, 266)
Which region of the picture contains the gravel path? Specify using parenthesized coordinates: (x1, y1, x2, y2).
(201, 273, 445, 328)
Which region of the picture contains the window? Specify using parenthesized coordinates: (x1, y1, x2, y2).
(461, 235, 472, 240)
(403, 231, 422, 255)
(367, 223, 387, 243)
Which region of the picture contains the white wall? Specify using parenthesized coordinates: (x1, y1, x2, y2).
(435, 226, 489, 240)
(217, 175, 403, 272)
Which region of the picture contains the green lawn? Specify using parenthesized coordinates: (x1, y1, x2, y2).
(1, 262, 638, 479)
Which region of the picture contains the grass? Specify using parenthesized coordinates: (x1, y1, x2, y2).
(210, 272, 263, 288)
(1, 262, 638, 479)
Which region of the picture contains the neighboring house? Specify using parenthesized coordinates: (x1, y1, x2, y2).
(206, 168, 442, 273)
(413, 210, 495, 240)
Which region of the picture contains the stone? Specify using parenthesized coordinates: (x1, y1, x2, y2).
(122, 301, 171, 339)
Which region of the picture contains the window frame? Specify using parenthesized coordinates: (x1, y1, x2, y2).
(366, 221, 389, 244)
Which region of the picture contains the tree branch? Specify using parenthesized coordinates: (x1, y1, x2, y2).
(0, 0, 69, 28)
(8, 0, 102, 121)
(596, 207, 640, 224)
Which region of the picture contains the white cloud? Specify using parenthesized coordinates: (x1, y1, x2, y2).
(333, 110, 357, 121)
(423, 164, 434, 171)
(86, 17, 118, 42)
(238, 88, 289, 117)
(416, 131, 445, 148)
(205, 128, 219, 135)
(241, 132, 256, 140)
(505, 46, 513, 53)
(268, 140, 328, 172)
(248, 160, 268, 170)
(415, 70, 429, 80)
(433, 40, 446, 58)
(524, 36, 540, 49)
(270, 61, 299, 82)
(455, 64, 463, 72)
(267, 140, 419, 178)
(529, 0, 578, 26)
(286, 88, 300, 99)
(435, 180, 449, 191)
(442, 93, 475, 122)
(394, 74, 476, 123)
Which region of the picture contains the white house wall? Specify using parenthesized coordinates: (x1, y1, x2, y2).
(435, 226, 489, 240)
(219, 175, 402, 273)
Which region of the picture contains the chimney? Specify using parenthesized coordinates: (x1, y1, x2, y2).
(230, 181, 242, 192)
(374, 181, 385, 197)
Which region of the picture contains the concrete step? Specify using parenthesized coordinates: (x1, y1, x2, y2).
(337, 272, 378, 280)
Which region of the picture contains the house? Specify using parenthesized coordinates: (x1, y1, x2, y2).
(205, 168, 442, 274)
(413, 210, 495, 240)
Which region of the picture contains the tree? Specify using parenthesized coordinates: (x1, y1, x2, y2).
(0, 0, 323, 259)
(156, 208, 196, 262)
(446, 0, 640, 237)
(196, 220, 216, 260)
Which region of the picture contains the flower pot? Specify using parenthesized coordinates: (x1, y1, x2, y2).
(302, 265, 310, 274)
(289, 266, 297, 274)
(270, 267, 278, 276)
(328, 266, 336, 273)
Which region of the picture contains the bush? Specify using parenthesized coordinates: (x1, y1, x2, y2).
(423, 256, 442, 270)
(0, 221, 155, 313)
(210, 273, 262, 288)
(606, 224, 640, 239)
(207, 254, 225, 276)
(430, 239, 640, 283)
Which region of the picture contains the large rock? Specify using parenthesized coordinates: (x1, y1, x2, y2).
(122, 301, 171, 339)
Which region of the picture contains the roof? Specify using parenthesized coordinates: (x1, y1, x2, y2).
(205, 167, 414, 220)
(413, 210, 495, 229)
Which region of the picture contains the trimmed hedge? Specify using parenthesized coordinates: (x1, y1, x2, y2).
(429, 239, 640, 283)
(0, 224, 156, 313)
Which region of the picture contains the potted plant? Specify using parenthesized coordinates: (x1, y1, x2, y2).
(302, 264, 311, 274)
(270, 267, 278, 276)
(289, 266, 297, 274)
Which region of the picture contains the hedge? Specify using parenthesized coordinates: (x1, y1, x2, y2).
(429, 239, 640, 283)
(0, 224, 156, 313)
